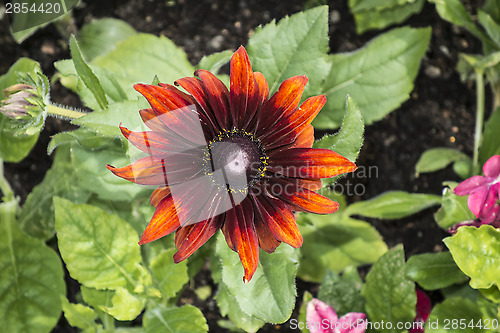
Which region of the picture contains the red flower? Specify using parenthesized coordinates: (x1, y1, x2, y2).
(107, 46, 356, 282)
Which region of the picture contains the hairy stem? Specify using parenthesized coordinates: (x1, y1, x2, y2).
(47, 103, 86, 119)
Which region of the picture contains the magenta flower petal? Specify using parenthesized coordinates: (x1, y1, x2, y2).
(337, 312, 367, 333)
(409, 289, 432, 333)
(307, 299, 338, 333)
(483, 155, 500, 178)
(479, 184, 500, 223)
(467, 188, 489, 217)
(454, 175, 489, 195)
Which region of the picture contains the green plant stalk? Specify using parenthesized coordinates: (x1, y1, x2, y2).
(47, 103, 86, 119)
(472, 70, 485, 175)
(0, 159, 15, 203)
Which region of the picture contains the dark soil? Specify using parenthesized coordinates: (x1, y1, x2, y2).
(0, 0, 485, 332)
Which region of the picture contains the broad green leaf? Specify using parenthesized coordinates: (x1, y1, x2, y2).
(349, 0, 425, 34)
(143, 304, 208, 333)
(479, 10, 500, 48)
(92, 34, 194, 97)
(415, 147, 469, 174)
(0, 58, 41, 162)
(484, 0, 500, 23)
(315, 27, 431, 128)
(318, 268, 365, 315)
(298, 214, 387, 282)
(0, 201, 66, 333)
(361, 245, 416, 333)
(427, 297, 484, 333)
(70, 35, 108, 110)
(405, 252, 468, 290)
(345, 191, 441, 219)
(215, 234, 299, 323)
(77, 18, 137, 62)
(313, 96, 364, 163)
(150, 248, 189, 299)
(73, 99, 146, 138)
(48, 127, 116, 154)
(480, 106, 500, 165)
(55, 198, 142, 290)
(61, 298, 99, 331)
(103, 287, 145, 321)
(197, 49, 233, 73)
(444, 225, 500, 290)
(247, 6, 329, 97)
(297, 291, 313, 333)
(80, 286, 115, 313)
(434, 181, 474, 230)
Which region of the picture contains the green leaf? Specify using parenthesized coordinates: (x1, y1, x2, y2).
(197, 50, 233, 73)
(345, 191, 441, 219)
(80, 286, 114, 313)
(215, 234, 299, 323)
(405, 252, 468, 290)
(103, 287, 145, 321)
(434, 181, 475, 230)
(143, 304, 208, 333)
(484, 0, 500, 23)
(298, 214, 387, 282)
(415, 147, 469, 174)
(479, 285, 500, 304)
(150, 248, 189, 299)
(313, 95, 364, 163)
(297, 291, 313, 333)
(61, 298, 99, 331)
(479, 10, 500, 48)
(70, 35, 108, 110)
(361, 245, 416, 333)
(0, 58, 41, 162)
(426, 297, 485, 333)
(247, 6, 330, 97)
(349, 0, 425, 34)
(55, 198, 142, 289)
(0, 201, 66, 333)
(444, 225, 500, 290)
(48, 127, 115, 154)
(77, 18, 137, 62)
(315, 27, 431, 128)
(92, 34, 195, 97)
(480, 106, 500, 165)
(318, 268, 366, 315)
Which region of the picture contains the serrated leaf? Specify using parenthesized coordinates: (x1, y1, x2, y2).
(143, 304, 208, 333)
(247, 6, 330, 97)
(480, 106, 500, 165)
(315, 27, 431, 128)
(61, 298, 99, 331)
(427, 297, 484, 333)
(298, 214, 387, 282)
(55, 198, 142, 290)
(444, 225, 500, 290)
(361, 245, 416, 333)
(345, 191, 441, 219)
(77, 18, 137, 62)
(349, 0, 425, 34)
(197, 50, 233, 73)
(318, 268, 365, 315)
(0, 201, 66, 333)
(415, 148, 469, 174)
(215, 234, 299, 323)
(313, 96, 364, 163)
(70, 35, 108, 110)
(405, 252, 468, 290)
(103, 287, 145, 321)
(434, 181, 475, 230)
(150, 248, 189, 299)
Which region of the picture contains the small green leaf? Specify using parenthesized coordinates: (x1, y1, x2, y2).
(61, 298, 98, 331)
(315, 27, 431, 128)
(479, 285, 500, 304)
(298, 214, 387, 282)
(143, 304, 208, 333)
(349, 0, 425, 34)
(80, 286, 114, 313)
(103, 287, 145, 321)
(405, 252, 468, 290)
(70, 35, 108, 110)
(77, 18, 137, 62)
(48, 128, 116, 154)
(55, 198, 142, 290)
(297, 291, 314, 333)
(318, 268, 366, 315)
(150, 248, 189, 299)
(434, 181, 475, 230)
(247, 6, 330, 97)
(480, 106, 500, 165)
(444, 225, 500, 290)
(415, 148, 469, 174)
(361, 245, 416, 333)
(479, 10, 500, 48)
(197, 50, 233, 73)
(0, 201, 66, 333)
(484, 0, 500, 23)
(313, 96, 364, 163)
(345, 191, 441, 219)
(215, 234, 299, 323)
(426, 297, 484, 333)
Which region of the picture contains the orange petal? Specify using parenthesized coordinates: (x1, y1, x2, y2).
(139, 108, 167, 132)
(269, 148, 357, 178)
(134, 83, 192, 114)
(120, 125, 191, 155)
(139, 194, 180, 244)
(195, 69, 231, 129)
(150, 187, 171, 207)
(290, 124, 315, 149)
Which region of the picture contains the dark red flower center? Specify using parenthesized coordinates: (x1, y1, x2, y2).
(203, 129, 268, 193)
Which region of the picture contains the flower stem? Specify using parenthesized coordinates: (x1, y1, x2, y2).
(472, 71, 485, 176)
(0, 159, 15, 203)
(47, 103, 86, 119)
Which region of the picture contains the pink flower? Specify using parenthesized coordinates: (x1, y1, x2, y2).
(454, 155, 500, 224)
(409, 289, 432, 333)
(306, 298, 367, 333)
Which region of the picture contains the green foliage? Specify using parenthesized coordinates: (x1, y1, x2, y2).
(444, 225, 500, 290)
(150, 248, 189, 299)
(349, 0, 425, 34)
(362, 245, 416, 333)
(297, 292, 313, 333)
(480, 106, 500, 164)
(415, 147, 469, 174)
(197, 49, 233, 73)
(434, 181, 475, 230)
(317, 268, 366, 315)
(427, 298, 485, 333)
(143, 304, 208, 333)
(61, 298, 100, 332)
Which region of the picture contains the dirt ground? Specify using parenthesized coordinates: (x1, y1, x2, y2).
(0, 0, 484, 332)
